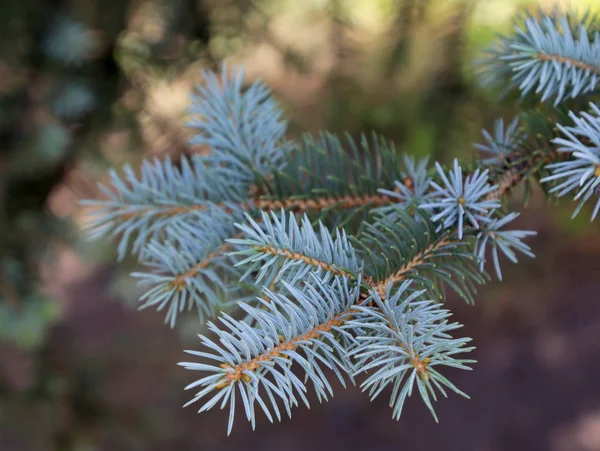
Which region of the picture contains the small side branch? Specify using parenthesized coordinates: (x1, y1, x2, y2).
(218, 312, 348, 387)
(536, 53, 600, 75)
(256, 245, 354, 278)
(170, 243, 232, 291)
(373, 239, 450, 298)
(254, 193, 394, 213)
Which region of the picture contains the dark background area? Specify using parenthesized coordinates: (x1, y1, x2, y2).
(1, 0, 599, 450)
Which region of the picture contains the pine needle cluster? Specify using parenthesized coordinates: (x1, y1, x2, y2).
(82, 7, 600, 435)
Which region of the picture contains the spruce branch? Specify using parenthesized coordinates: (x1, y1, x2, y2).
(187, 64, 291, 180)
(179, 274, 361, 435)
(181, 211, 484, 432)
(473, 117, 527, 166)
(542, 102, 600, 219)
(420, 159, 501, 239)
(377, 155, 436, 219)
(478, 10, 600, 104)
(228, 210, 361, 288)
(355, 209, 486, 303)
(474, 212, 537, 281)
(79, 6, 600, 435)
(81, 131, 408, 259)
(133, 235, 242, 327)
(260, 132, 407, 228)
(347, 280, 475, 422)
(81, 156, 246, 258)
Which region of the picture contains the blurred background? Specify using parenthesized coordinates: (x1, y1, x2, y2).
(1, 0, 600, 449)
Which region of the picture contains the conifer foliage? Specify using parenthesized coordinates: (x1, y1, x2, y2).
(83, 7, 600, 435)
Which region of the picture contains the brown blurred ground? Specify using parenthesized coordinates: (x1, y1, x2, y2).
(1, 207, 600, 451)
